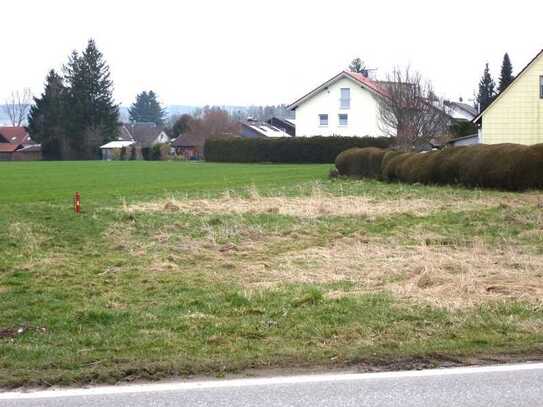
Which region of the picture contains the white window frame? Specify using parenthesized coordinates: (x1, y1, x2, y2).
(340, 88, 351, 109)
(319, 114, 328, 126)
(338, 113, 348, 126)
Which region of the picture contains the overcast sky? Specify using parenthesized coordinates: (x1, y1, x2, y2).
(1, 0, 542, 107)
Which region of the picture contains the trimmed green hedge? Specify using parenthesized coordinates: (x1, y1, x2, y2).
(204, 136, 395, 163)
(336, 143, 543, 191)
(335, 147, 387, 178)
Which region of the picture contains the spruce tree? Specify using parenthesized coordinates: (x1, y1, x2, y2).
(63, 39, 119, 159)
(27, 70, 68, 160)
(349, 58, 368, 76)
(498, 53, 514, 93)
(128, 91, 167, 125)
(476, 63, 496, 112)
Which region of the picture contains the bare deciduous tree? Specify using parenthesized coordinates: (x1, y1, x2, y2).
(3, 88, 33, 127)
(378, 68, 451, 150)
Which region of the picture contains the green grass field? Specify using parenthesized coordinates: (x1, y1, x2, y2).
(1, 161, 542, 388)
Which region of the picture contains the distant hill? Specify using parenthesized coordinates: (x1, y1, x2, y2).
(2, 104, 292, 127)
(119, 105, 199, 122)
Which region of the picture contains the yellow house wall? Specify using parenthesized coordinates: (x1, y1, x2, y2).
(482, 53, 543, 145)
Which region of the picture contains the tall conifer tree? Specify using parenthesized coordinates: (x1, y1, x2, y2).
(476, 63, 496, 112)
(63, 39, 119, 159)
(27, 70, 68, 160)
(498, 53, 514, 93)
(128, 91, 167, 125)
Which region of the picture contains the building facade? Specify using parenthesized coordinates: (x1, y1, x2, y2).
(475, 49, 543, 145)
(288, 71, 389, 138)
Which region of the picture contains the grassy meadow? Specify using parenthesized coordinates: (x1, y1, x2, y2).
(1, 161, 543, 388)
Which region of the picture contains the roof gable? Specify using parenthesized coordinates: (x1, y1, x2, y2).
(123, 123, 168, 147)
(288, 71, 388, 110)
(474, 49, 543, 122)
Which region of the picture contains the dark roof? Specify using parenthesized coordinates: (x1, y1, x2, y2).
(0, 127, 31, 145)
(446, 133, 478, 145)
(123, 123, 165, 147)
(474, 49, 543, 123)
(117, 125, 134, 141)
(173, 133, 203, 147)
(445, 101, 478, 117)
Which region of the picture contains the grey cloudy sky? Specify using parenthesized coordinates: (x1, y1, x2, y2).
(1, 0, 542, 107)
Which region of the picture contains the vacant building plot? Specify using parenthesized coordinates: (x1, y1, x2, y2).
(1, 161, 542, 388)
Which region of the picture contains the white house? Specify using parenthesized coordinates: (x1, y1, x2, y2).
(288, 71, 390, 138)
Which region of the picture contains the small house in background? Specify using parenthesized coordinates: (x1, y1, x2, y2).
(100, 140, 135, 160)
(474, 49, 543, 145)
(0, 127, 41, 161)
(99, 123, 170, 160)
(125, 123, 169, 148)
(443, 100, 478, 122)
(172, 133, 202, 160)
(266, 117, 296, 137)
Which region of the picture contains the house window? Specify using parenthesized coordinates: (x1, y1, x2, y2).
(540, 76, 543, 99)
(340, 88, 350, 109)
(338, 114, 348, 126)
(319, 114, 328, 126)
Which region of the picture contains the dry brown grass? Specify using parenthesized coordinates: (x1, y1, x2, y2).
(123, 193, 532, 220)
(249, 236, 543, 309)
(7, 222, 45, 256)
(108, 187, 543, 309)
(103, 213, 543, 309)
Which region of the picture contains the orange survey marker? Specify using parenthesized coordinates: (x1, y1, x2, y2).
(74, 192, 81, 214)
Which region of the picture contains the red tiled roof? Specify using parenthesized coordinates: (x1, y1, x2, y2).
(288, 71, 389, 110)
(0, 127, 31, 145)
(342, 71, 389, 97)
(0, 144, 20, 153)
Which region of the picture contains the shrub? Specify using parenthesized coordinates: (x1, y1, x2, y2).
(381, 151, 412, 182)
(151, 144, 162, 161)
(141, 147, 152, 161)
(204, 136, 395, 164)
(120, 147, 127, 161)
(335, 147, 387, 178)
(345, 143, 543, 191)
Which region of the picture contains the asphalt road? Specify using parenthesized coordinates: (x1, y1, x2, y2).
(2, 363, 543, 407)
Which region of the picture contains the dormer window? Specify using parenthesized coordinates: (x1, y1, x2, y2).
(340, 88, 350, 109)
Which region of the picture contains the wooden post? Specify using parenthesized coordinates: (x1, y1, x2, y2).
(74, 192, 81, 214)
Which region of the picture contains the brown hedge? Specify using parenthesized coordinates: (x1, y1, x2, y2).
(336, 143, 543, 191)
(335, 147, 387, 178)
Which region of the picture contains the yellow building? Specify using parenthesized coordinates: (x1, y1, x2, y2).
(474, 49, 543, 145)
